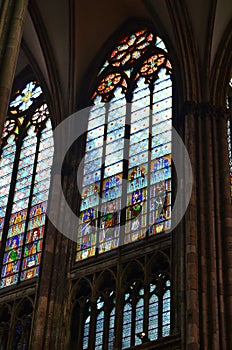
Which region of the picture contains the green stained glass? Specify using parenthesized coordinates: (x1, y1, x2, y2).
(77, 28, 172, 261)
(0, 83, 54, 288)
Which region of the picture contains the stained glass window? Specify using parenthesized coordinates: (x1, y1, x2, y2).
(83, 306, 90, 350)
(70, 257, 171, 348)
(121, 275, 170, 348)
(122, 283, 145, 348)
(0, 297, 34, 349)
(0, 81, 54, 289)
(77, 28, 172, 261)
(148, 277, 171, 340)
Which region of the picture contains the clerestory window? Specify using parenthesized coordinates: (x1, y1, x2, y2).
(0, 80, 54, 289)
(76, 28, 172, 261)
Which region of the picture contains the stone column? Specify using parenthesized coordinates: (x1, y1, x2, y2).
(0, 0, 28, 138)
(216, 108, 232, 349)
(182, 101, 231, 350)
(31, 161, 74, 350)
(182, 101, 200, 350)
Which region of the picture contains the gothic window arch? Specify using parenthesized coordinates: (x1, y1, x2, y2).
(0, 80, 54, 289)
(70, 252, 171, 349)
(70, 278, 92, 349)
(122, 281, 147, 348)
(70, 270, 116, 350)
(77, 28, 172, 261)
(0, 296, 34, 350)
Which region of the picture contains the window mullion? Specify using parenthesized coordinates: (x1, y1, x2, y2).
(158, 285, 164, 338)
(96, 104, 110, 255)
(131, 293, 136, 347)
(120, 100, 132, 247)
(0, 138, 22, 273)
(103, 295, 109, 350)
(146, 82, 154, 237)
(17, 132, 41, 282)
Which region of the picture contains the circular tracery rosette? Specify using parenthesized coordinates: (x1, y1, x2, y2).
(31, 104, 49, 128)
(9, 81, 43, 115)
(1, 118, 18, 147)
(92, 73, 127, 102)
(136, 53, 172, 85)
(2, 119, 17, 137)
(110, 29, 154, 68)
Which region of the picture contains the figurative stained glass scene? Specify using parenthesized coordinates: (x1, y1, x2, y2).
(0, 81, 54, 288)
(77, 29, 172, 261)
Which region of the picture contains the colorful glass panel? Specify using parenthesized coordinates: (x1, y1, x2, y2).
(122, 300, 132, 349)
(148, 287, 159, 341)
(0, 136, 16, 244)
(77, 29, 172, 261)
(0, 82, 53, 289)
(83, 314, 90, 350)
(135, 296, 144, 345)
(162, 289, 171, 336)
(10, 81, 42, 112)
(95, 297, 104, 349)
(108, 307, 115, 349)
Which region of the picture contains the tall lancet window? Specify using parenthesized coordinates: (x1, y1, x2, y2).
(0, 81, 54, 288)
(76, 29, 172, 261)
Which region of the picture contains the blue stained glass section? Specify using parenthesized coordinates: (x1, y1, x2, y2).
(87, 126, 105, 141)
(153, 97, 171, 112)
(108, 307, 115, 349)
(152, 130, 171, 148)
(152, 114, 171, 132)
(105, 139, 124, 155)
(86, 136, 104, 153)
(129, 139, 148, 157)
(84, 157, 102, 174)
(151, 143, 171, 160)
(135, 297, 144, 345)
(107, 115, 125, 131)
(88, 115, 105, 131)
(0, 140, 16, 242)
(83, 315, 90, 350)
(122, 303, 132, 349)
(130, 129, 149, 145)
(95, 310, 104, 348)
(0, 112, 54, 288)
(84, 147, 103, 161)
(104, 162, 123, 178)
(83, 170, 101, 187)
(131, 118, 149, 134)
(77, 36, 172, 261)
(149, 290, 159, 341)
(89, 103, 105, 121)
(105, 149, 124, 166)
(129, 152, 148, 168)
(106, 128, 124, 144)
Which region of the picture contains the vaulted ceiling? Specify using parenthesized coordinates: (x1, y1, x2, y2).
(16, 0, 232, 114)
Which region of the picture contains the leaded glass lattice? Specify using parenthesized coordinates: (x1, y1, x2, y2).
(77, 28, 172, 261)
(0, 81, 53, 289)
